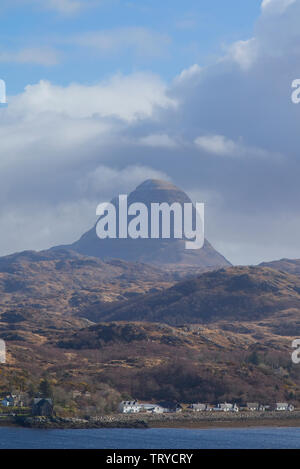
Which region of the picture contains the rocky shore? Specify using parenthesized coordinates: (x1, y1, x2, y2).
(15, 416, 148, 429)
(13, 411, 300, 430)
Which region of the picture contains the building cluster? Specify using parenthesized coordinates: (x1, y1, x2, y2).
(1, 393, 28, 408)
(0, 393, 54, 416)
(189, 403, 239, 412)
(0, 393, 295, 417)
(119, 400, 295, 414)
(119, 401, 183, 414)
(190, 402, 295, 412)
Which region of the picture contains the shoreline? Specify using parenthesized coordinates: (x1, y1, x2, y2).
(150, 419, 300, 430)
(1, 421, 300, 431)
(2, 411, 300, 430)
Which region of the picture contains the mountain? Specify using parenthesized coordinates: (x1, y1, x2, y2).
(90, 266, 300, 326)
(53, 179, 231, 271)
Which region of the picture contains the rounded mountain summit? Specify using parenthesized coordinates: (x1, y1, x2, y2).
(53, 179, 231, 270)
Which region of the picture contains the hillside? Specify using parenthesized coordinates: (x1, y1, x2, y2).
(91, 266, 300, 326)
(3, 319, 300, 411)
(0, 258, 300, 412)
(0, 248, 175, 341)
(1, 248, 300, 413)
(260, 258, 300, 277)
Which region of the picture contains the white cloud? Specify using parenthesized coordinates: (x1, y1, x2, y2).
(174, 64, 202, 84)
(226, 38, 258, 70)
(195, 135, 239, 156)
(195, 135, 281, 161)
(0, 71, 177, 255)
(137, 134, 178, 149)
(71, 27, 171, 58)
(0, 71, 175, 186)
(225, 0, 300, 69)
(80, 165, 170, 198)
(0, 47, 59, 66)
(261, 0, 296, 14)
(9, 74, 176, 122)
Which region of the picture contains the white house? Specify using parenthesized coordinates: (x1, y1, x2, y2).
(275, 403, 294, 412)
(189, 404, 207, 412)
(119, 401, 180, 414)
(214, 403, 239, 412)
(247, 403, 259, 411)
(141, 404, 166, 414)
(119, 401, 141, 413)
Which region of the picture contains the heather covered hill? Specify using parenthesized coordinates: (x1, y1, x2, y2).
(56, 322, 190, 349)
(1, 242, 300, 409)
(0, 248, 175, 336)
(0, 255, 300, 409)
(91, 266, 300, 325)
(2, 319, 299, 408)
(260, 258, 300, 277)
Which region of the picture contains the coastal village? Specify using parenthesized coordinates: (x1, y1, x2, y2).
(0, 391, 296, 419)
(118, 400, 295, 414)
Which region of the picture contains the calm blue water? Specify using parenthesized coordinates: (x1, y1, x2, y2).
(0, 427, 300, 449)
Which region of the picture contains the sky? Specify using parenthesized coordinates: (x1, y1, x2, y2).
(1, 0, 261, 91)
(0, 0, 299, 265)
